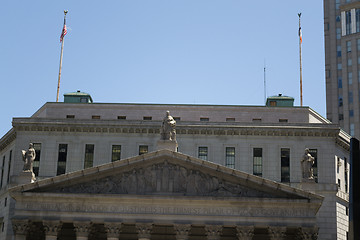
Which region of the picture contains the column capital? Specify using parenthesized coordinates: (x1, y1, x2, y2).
(296, 227, 319, 240)
(73, 221, 91, 238)
(173, 224, 191, 240)
(104, 222, 122, 239)
(12, 219, 30, 236)
(204, 225, 223, 240)
(135, 223, 153, 240)
(236, 226, 254, 240)
(43, 220, 62, 237)
(268, 226, 287, 240)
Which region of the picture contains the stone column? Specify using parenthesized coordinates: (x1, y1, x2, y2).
(12, 219, 30, 240)
(268, 226, 287, 240)
(236, 226, 254, 240)
(136, 223, 153, 240)
(43, 220, 62, 240)
(204, 225, 223, 240)
(173, 224, 191, 240)
(104, 222, 122, 240)
(73, 221, 91, 240)
(295, 227, 319, 240)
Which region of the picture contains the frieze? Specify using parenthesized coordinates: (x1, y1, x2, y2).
(19, 202, 312, 218)
(46, 161, 273, 198)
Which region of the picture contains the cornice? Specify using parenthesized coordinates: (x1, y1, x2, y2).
(6, 119, 350, 151)
(0, 129, 16, 151)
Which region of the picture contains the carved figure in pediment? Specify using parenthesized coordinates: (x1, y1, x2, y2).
(54, 161, 274, 198)
(161, 111, 176, 141)
(301, 148, 315, 181)
(22, 143, 36, 172)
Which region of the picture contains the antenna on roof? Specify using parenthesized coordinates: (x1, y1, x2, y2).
(264, 59, 267, 103)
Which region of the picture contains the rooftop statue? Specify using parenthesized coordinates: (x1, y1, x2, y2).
(161, 111, 176, 141)
(301, 148, 315, 181)
(22, 143, 36, 173)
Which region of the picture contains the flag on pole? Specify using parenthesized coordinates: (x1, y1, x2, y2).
(298, 26, 302, 44)
(60, 24, 67, 43)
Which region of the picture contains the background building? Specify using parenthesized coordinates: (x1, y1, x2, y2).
(0, 93, 351, 239)
(324, 0, 360, 138)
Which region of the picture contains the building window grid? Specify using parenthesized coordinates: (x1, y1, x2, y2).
(0, 156, 4, 188)
(348, 72, 353, 84)
(84, 144, 94, 169)
(7, 150, 12, 184)
(346, 11, 352, 35)
(139, 145, 148, 155)
(57, 144, 68, 175)
(253, 148, 262, 177)
(198, 147, 208, 161)
(281, 148, 290, 183)
(33, 143, 41, 177)
(225, 147, 235, 169)
(111, 145, 121, 162)
(357, 9, 360, 32)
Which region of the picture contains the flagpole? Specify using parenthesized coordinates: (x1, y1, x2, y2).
(56, 10, 68, 102)
(298, 13, 303, 107)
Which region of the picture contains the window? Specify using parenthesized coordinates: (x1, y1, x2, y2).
(345, 158, 348, 193)
(117, 116, 126, 120)
(198, 147, 208, 161)
(200, 117, 209, 122)
(336, 15, 341, 22)
(350, 123, 355, 136)
(346, 11, 352, 35)
(111, 145, 121, 162)
(336, 28, 341, 39)
(92, 115, 101, 119)
(337, 63, 342, 70)
(173, 117, 181, 121)
(143, 116, 152, 120)
(0, 156, 4, 188)
(357, 9, 360, 32)
(225, 147, 235, 169)
(308, 149, 318, 182)
(226, 118, 235, 122)
(338, 179, 341, 189)
(348, 58, 352, 66)
(347, 41, 352, 52)
(337, 45, 341, 57)
(252, 118, 262, 122)
(57, 144, 68, 175)
(348, 72, 353, 84)
(338, 78, 343, 88)
(281, 148, 290, 183)
(335, 0, 340, 10)
(66, 115, 75, 119)
(350, 110, 354, 117)
(7, 150, 12, 184)
(80, 97, 88, 103)
(339, 114, 344, 120)
(84, 144, 94, 169)
(33, 143, 41, 177)
(279, 119, 288, 123)
(139, 145, 148, 155)
(253, 148, 262, 176)
(339, 95, 343, 107)
(349, 91, 353, 103)
(269, 101, 277, 106)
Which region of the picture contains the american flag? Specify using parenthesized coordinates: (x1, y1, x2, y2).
(60, 24, 67, 43)
(299, 27, 302, 44)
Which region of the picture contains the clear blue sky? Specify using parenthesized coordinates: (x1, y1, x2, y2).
(0, 1, 325, 137)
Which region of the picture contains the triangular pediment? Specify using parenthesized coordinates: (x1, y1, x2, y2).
(11, 150, 322, 201)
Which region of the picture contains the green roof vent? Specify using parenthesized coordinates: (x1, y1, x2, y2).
(63, 90, 93, 103)
(266, 94, 294, 107)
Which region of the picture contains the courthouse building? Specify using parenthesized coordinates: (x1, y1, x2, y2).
(0, 92, 351, 239)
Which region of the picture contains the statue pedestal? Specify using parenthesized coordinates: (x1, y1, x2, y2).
(157, 140, 178, 152)
(14, 171, 36, 185)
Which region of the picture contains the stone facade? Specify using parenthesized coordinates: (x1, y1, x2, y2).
(0, 102, 351, 239)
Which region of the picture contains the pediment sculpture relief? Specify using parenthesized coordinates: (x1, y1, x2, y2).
(51, 161, 274, 198)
